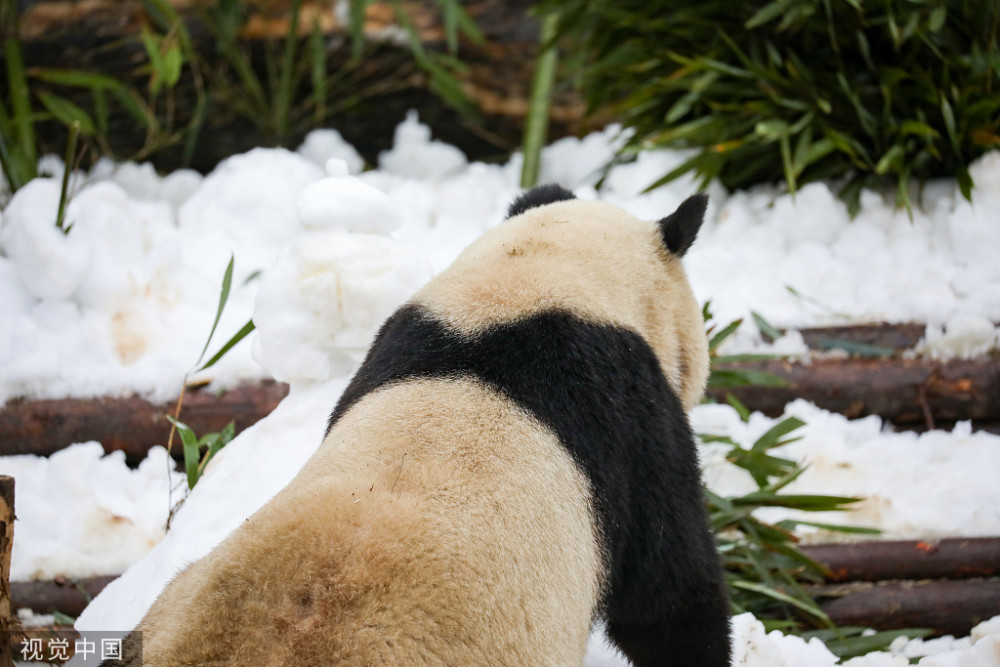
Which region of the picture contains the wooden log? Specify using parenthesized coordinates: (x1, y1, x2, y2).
(10, 575, 117, 618)
(1, 477, 15, 666)
(813, 579, 1000, 637)
(802, 537, 1000, 583)
(798, 322, 927, 352)
(0, 381, 289, 464)
(708, 356, 1000, 427)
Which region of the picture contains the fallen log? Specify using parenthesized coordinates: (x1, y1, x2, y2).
(0, 381, 289, 464)
(708, 355, 1000, 428)
(813, 579, 1000, 637)
(11, 576, 117, 619)
(801, 537, 1000, 583)
(797, 322, 927, 353)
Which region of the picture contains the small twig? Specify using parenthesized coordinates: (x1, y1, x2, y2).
(164, 381, 189, 531)
(390, 453, 407, 493)
(917, 377, 936, 431)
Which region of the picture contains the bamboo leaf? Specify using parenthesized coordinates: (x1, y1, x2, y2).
(37, 93, 96, 135)
(166, 416, 202, 489)
(195, 256, 234, 369)
(198, 319, 256, 372)
(731, 580, 833, 624)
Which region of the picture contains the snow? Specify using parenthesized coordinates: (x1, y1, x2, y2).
(696, 401, 1000, 542)
(3, 120, 999, 403)
(0, 443, 181, 581)
(2, 114, 999, 665)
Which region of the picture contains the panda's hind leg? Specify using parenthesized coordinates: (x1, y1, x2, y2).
(604, 583, 731, 667)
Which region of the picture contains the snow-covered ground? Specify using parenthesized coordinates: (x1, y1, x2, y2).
(2, 113, 999, 665)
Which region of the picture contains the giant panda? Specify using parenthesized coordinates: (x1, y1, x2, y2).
(103, 185, 731, 667)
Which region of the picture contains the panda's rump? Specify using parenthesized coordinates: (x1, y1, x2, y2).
(294, 377, 603, 664)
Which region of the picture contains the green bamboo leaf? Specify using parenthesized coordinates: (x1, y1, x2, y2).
(731, 580, 832, 624)
(735, 493, 861, 511)
(37, 92, 96, 135)
(275, 0, 304, 139)
(140, 25, 167, 94)
(726, 394, 752, 422)
(927, 6, 946, 32)
(521, 11, 560, 188)
(110, 86, 154, 130)
(940, 95, 961, 154)
(55, 121, 80, 232)
(956, 165, 973, 201)
(777, 519, 880, 535)
(199, 319, 256, 372)
(814, 338, 894, 357)
(166, 416, 202, 489)
(751, 311, 783, 342)
(30, 69, 126, 90)
(194, 256, 235, 370)
(755, 118, 791, 140)
(4, 31, 37, 168)
(779, 134, 795, 193)
(162, 43, 184, 89)
(745, 1, 787, 30)
(708, 319, 742, 352)
(310, 18, 327, 123)
(875, 143, 906, 175)
(348, 0, 367, 60)
(708, 369, 790, 389)
(92, 87, 109, 136)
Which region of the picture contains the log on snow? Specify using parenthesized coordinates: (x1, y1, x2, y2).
(0, 381, 289, 463)
(708, 356, 1000, 427)
(813, 579, 1000, 637)
(802, 537, 1000, 583)
(797, 323, 927, 352)
(10, 575, 117, 618)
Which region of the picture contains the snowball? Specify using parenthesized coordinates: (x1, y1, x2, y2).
(159, 169, 203, 209)
(920, 313, 1000, 359)
(296, 159, 403, 233)
(297, 128, 365, 175)
(251, 230, 431, 383)
(378, 110, 467, 179)
(178, 148, 325, 276)
(0, 178, 91, 300)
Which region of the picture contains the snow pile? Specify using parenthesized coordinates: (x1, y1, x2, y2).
(3, 117, 999, 404)
(252, 158, 430, 383)
(695, 400, 1000, 541)
(0, 443, 181, 581)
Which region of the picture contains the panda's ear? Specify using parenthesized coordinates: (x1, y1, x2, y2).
(506, 184, 576, 219)
(657, 193, 708, 257)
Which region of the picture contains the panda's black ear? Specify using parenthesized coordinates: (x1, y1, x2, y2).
(506, 184, 576, 219)
(658, 193, 708, 257)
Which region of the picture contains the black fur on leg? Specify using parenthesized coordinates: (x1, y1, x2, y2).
(606, 576, 731, 667)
